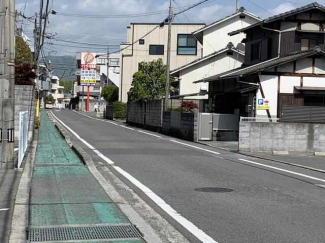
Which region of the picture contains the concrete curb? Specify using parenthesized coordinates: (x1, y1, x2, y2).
(50, 112, 169, 243)
(9, 130, 38, 243)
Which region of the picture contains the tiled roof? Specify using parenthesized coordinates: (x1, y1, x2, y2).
(229, 2, 325, 36)
(195, 47, 325, 83)
(192, 7, 261, 36)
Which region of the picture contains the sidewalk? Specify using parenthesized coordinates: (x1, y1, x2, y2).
(28, 111, 144, 242)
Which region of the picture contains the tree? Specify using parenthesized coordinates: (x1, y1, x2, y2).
(128, 59, 174, 101)
(45, 94, 54, 104)
(15, 36, 36, 85)
(60, 80, 73, 93)
(102, 85, 119, 103)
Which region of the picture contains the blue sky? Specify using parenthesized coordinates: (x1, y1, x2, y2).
(16, 0, 325, 56)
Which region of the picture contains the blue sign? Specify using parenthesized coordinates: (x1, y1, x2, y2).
(258, 99, 264, 105)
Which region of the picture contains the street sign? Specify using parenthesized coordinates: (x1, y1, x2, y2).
(257, 98, 270, 110)
(81, 52, 97, 86)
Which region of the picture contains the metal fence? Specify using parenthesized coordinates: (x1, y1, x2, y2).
(18, 111, 29, 168)
(213, 114, 239, 131)
(282, 106, 325, 123)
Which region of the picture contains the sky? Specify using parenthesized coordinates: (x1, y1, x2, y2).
(16, 0, 325, 57)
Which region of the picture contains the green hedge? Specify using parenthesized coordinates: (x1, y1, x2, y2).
(113, 102, 126, 119)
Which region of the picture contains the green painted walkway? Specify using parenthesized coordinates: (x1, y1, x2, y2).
(30, 111, 144, 242)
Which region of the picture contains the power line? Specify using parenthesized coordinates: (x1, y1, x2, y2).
(49, 37, 120, 47)
(244, 0, 273, 15)
(50, 3, 199, 19)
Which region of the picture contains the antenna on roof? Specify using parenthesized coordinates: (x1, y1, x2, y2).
(236, 0, 239, 11)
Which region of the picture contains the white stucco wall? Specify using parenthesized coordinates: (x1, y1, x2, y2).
(303, 77, 325, 87)
(256, 75, 278, 118)
(280, 76, 300, 93)
(179, 51, 244, 99)
(202, 15, 259, 56)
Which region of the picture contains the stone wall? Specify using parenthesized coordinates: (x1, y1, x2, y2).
(15, 85, 35, 142)
(127, 99, 163, 130)
(239, 121, 325, 153)
(162, 111, 198, 141)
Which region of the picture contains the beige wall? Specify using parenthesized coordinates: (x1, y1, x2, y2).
(120, 23, 205, 102)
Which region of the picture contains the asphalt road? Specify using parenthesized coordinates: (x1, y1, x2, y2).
(53, 110, 325, 243)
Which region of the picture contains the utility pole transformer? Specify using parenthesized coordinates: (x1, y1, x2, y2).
(164, 0, 172, 111)
(0, 0, 16, 169)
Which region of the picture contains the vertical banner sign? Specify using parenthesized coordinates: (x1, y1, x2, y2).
(81, 52, 97, 86)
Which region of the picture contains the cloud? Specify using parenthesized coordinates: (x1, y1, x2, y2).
(269, 2, 295, 15)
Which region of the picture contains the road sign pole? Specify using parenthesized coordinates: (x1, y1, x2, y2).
(87, 86, 90, 111)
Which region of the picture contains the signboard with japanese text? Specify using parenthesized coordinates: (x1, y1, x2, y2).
(256, 98, 270, 110)
(81, 52, 97, 86)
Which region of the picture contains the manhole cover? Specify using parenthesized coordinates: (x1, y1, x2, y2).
(195, 187, 233, 193)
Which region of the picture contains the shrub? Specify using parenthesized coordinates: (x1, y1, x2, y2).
(102, 85, 119, 103)
(181, 101, 198, 112)
(34, 117, 40, 129)
(113, 102, 126, 119)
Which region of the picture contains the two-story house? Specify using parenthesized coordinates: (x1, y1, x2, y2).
(119, 22, 205, 103)
(171, 7, 261, 100)
(195, 2, 325, 119)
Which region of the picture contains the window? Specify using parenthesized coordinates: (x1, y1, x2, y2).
(301, 38, 319, 50)
(251, 42, 261, 61)
(177, 34, 197, 55)
(139, 39, 145, 45)
(149, 45, 164, 55)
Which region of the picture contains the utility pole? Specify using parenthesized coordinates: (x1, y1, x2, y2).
(164, 0, 172, 111)
(106, 46, 109, 85)
(236, 0, 239, 11)
(0, 0, 16, 169)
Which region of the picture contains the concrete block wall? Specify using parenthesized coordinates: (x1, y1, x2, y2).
(239, 121, 325, 153)
(162, 111, 197, 141)
(15, 85, 35, 142)
(126, 99, 163, 130)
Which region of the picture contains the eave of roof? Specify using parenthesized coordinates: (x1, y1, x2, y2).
(170, 47, 244, 75)
(229, 2, 325, 36)
(194, 47, 325, 83)
(192, 8, 261, 36)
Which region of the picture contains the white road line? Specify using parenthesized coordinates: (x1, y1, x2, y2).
(93, 150, 115, 165)
(120, 125, 134, 130)
(170, 140, 220, 155)
(51, 110, 218, 243)
(0, 208, 9, 211)
(138, 130, 162, 138)
(51, 111, 95, 150)
(239, 159, 325, 183)
(114, 166, 218, 243)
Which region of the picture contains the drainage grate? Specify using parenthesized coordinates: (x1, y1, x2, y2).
(195, 187, 233, 193)
(28, 224, 143, 242)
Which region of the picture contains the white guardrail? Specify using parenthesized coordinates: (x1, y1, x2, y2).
(18, 111, 29, 168)
(240, 117, 280, 123)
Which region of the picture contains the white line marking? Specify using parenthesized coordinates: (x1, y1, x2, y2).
(93, 150, 115, 165)
(120, 125, 134, 130)
(51, 111, 95, 150)
(239, 159, 325, 183)
(51, 110, 218, 243)
(138, 130, 162, 138)
(0, 208, 9, 211)
(170, 140, 220, 155)
(114, 166, 218, 243)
